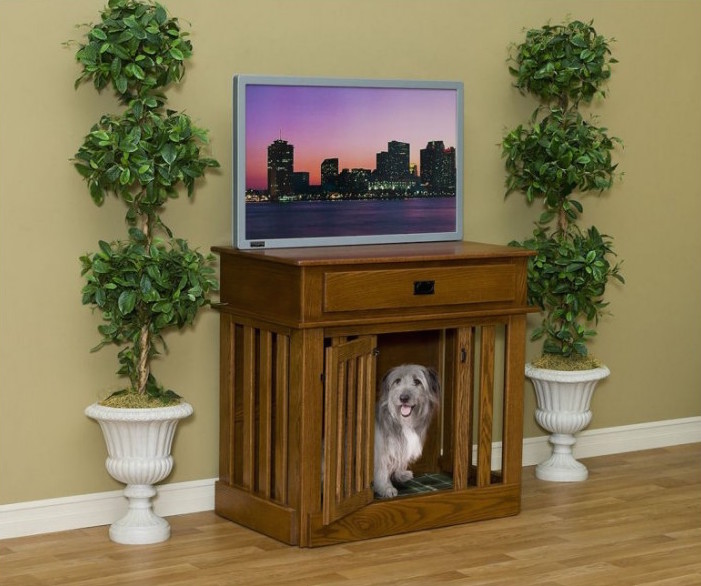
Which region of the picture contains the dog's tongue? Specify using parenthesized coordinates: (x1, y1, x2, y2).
(401, 405, 413, 417)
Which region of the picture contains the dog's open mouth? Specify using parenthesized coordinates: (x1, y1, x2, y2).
(400, 405, 415, 417)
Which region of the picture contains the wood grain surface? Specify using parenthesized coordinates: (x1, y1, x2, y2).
(2, 443, 699, 585)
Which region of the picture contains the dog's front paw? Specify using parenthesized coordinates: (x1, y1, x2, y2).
(394, 469, 413, 483)
(375, 485, 398, 498)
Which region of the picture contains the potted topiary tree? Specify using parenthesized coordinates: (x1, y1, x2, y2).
(72, 0, 219, 542)
(502, 20, 624, 481)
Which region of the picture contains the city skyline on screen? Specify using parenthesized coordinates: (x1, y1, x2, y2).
(244, 82, 459, 191)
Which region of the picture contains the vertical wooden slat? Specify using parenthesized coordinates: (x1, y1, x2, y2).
(439, 331, 456, 475)
(293, 328, 325, 547)
(258, 330, 273, 497)
(232, 325, 244, 487)
(344, 358, 358, 498)
(452, 327, 473, 490)
(274, 333, 290, 503)
(477, 325, 496, 487)
(502, 315, 526, 485)
(362, 345, 375, 491)
(323, 348, 340, 525)
(368, 346, 376, 489)
(335, 361, 346, 503)
(355, 356, 367, 492)
(219, 314, 236, 484)
(241, 326, 256, 490)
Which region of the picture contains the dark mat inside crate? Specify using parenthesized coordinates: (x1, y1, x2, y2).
(396, 472, 453, 496)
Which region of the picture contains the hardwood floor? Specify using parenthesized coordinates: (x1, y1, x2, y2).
(2, 443, 700, 586)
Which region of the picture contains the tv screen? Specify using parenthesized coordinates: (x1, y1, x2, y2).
(233, 75, 464, 249)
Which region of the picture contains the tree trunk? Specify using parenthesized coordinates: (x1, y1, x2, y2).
(136, 324, 150, 395)
(558, 206, 569, 233)
(136, 214, 152, 395)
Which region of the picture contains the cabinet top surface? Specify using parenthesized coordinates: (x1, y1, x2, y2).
(213, 241, 533, 267)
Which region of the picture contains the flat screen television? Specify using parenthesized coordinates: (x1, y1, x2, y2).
(233, 75, 464, 249)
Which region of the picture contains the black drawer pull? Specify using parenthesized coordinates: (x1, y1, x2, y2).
(413, 280, 435, 295)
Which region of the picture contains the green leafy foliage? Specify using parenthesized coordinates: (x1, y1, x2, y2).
(72, 0, 219, 402)
(502, 107, 620, 222)
(74, 100, 219, 227)
(503, 20, 624, 361)
(508, 19, 617, 108)
(80, 239, 218, 395)
(74, 0, 192, 102)
(513, 226, 624, 357)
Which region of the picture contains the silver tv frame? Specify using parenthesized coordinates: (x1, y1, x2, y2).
(233, 74, 464, 249)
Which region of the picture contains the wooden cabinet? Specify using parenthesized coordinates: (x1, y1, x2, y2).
(213, 241, 533, 547)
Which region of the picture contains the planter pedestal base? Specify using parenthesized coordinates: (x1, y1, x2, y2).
(535, 434, 589, 481)
(109, 484, 170, 545)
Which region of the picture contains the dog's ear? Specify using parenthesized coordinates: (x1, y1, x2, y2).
(424, 367, 440, 395)
(380, 368, 396, 394)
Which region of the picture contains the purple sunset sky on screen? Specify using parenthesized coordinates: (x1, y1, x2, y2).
(244, 83, 458, 190)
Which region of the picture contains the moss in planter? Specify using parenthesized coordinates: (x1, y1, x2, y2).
(100, 392, 180, 408)
(532, 354, 603, 371)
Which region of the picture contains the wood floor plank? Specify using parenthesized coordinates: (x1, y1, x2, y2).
(0, 443, 699, 585)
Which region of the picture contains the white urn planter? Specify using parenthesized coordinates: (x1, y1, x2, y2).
(526, 364, 610, 482)
(85, 401, 193, 544)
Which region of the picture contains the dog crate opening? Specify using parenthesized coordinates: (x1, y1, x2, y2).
(320, 326, 508, 505)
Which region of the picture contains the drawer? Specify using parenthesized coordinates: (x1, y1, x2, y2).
(323, 264, 516, 312)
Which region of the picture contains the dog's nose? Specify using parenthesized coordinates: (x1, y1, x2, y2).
(399, 393, 410, 404)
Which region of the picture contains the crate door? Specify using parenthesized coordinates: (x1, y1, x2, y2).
(322, 336, 377, 525)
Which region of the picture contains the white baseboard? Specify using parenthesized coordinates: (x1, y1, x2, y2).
(0, 478, 216, 540)
(2, 416, 700, 541)
(492, 416, 701, 470)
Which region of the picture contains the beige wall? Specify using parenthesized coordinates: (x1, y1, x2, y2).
(1, 0, 700, 505)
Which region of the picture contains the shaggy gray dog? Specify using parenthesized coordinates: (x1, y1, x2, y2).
(374, 364, 440, 498)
